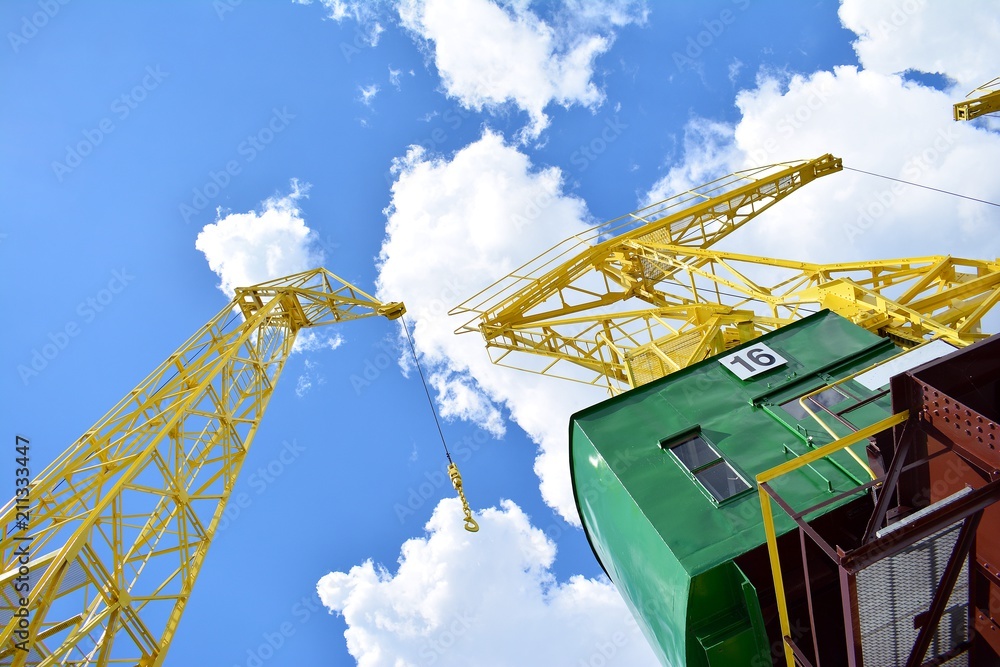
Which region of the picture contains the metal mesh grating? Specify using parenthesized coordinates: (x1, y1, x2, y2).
(855, 522, 969, 666)
(626, 330, 705, 386)
(626, 350, 666, 387)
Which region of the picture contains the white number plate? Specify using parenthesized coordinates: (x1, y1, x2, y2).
(719, 342, 788, 380)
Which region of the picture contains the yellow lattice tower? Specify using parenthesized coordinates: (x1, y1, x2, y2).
(0, 269, 404, 665)
(452, 154, 1000, 394)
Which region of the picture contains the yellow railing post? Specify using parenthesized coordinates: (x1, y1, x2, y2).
(755, 410, 909, 666)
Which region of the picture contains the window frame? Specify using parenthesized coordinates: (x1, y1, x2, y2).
(659, 428, 753, 505)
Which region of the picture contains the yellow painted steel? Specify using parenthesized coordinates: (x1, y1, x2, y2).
(447, 463, 479, 533)
(755, 410, 909, 667)
(796, 392, 876, 480)
(453, 155, 1000, 394)
(0, 269, 403, 666)
(757, 411, 907, 485)
(954, 76, 1000, 121)
(757, 488, 794, 667)
(794, 337, 946, 480)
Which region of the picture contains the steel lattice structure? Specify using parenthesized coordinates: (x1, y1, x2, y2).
(0, 269, 403, 665)
(452, 154, 1000, 394)
(954, 76, 1000, 121)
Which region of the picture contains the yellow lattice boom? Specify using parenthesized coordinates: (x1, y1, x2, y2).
(452, 154, 1000, 394)
(0, 268, 403, 666)
(954, 76, 1000, 121)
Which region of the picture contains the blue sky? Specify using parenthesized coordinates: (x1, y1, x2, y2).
(3, 1, 999, 665)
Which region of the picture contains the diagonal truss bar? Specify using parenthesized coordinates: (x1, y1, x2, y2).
(0, 268, 403, 666)
(453, 155, 1000, 394)
(455, 154, 842, 332)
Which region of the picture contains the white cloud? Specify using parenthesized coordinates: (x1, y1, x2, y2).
(645, 4, 1000, 266)
(195, 182, 359, 401)
(728, 57, 744, 84)
(397, 0, 645, 139)
(195, 180, 323, 298)
(556, 0, 649, 29)
(376, 131, 605, 523)
(293, 331, 345, 353)
(311, 5, 1000, 667)
(375, 1, 1000, 529)
(295, 358, 327, 397)
(318, 497, 658, 666)
(729, 66, 1000, 261)
(295, 0, 386, 45)
(295, 369, 314, 397)
(839, 0, 1000, 88)
(359, 83, 380, 107)
(388, 66, 402, 88)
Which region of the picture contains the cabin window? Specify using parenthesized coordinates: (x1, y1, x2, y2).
(662, 432, 751, 502)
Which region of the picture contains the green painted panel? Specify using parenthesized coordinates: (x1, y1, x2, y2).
(570, 311, 907, 666)
(688, 563, 769, 667)
(572, 423, 691, 667)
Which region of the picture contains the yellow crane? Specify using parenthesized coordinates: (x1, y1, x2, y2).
(954, 76, 1000, 121)
(452, 154, 1000, 394)
(0, 269, 415, 665)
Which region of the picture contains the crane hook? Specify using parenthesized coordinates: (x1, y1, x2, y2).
(448, 462, 479, 533)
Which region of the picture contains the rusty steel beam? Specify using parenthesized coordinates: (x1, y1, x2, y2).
(841, 479, 1000, 573)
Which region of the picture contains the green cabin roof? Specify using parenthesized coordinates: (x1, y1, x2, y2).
(569, 310, 904, 666)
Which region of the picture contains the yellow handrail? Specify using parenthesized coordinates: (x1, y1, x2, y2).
(757, 410, 909, 667)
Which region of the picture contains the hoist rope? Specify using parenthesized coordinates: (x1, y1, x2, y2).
(401, 315, 452, 463)
(400, 315, 479, 532)
(844, 166, 1000, 208)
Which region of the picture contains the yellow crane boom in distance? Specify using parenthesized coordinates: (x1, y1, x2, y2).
(954, 76, 1000, 121)
(0, 269, 403, 666)
(451, 154, 1000, 395)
